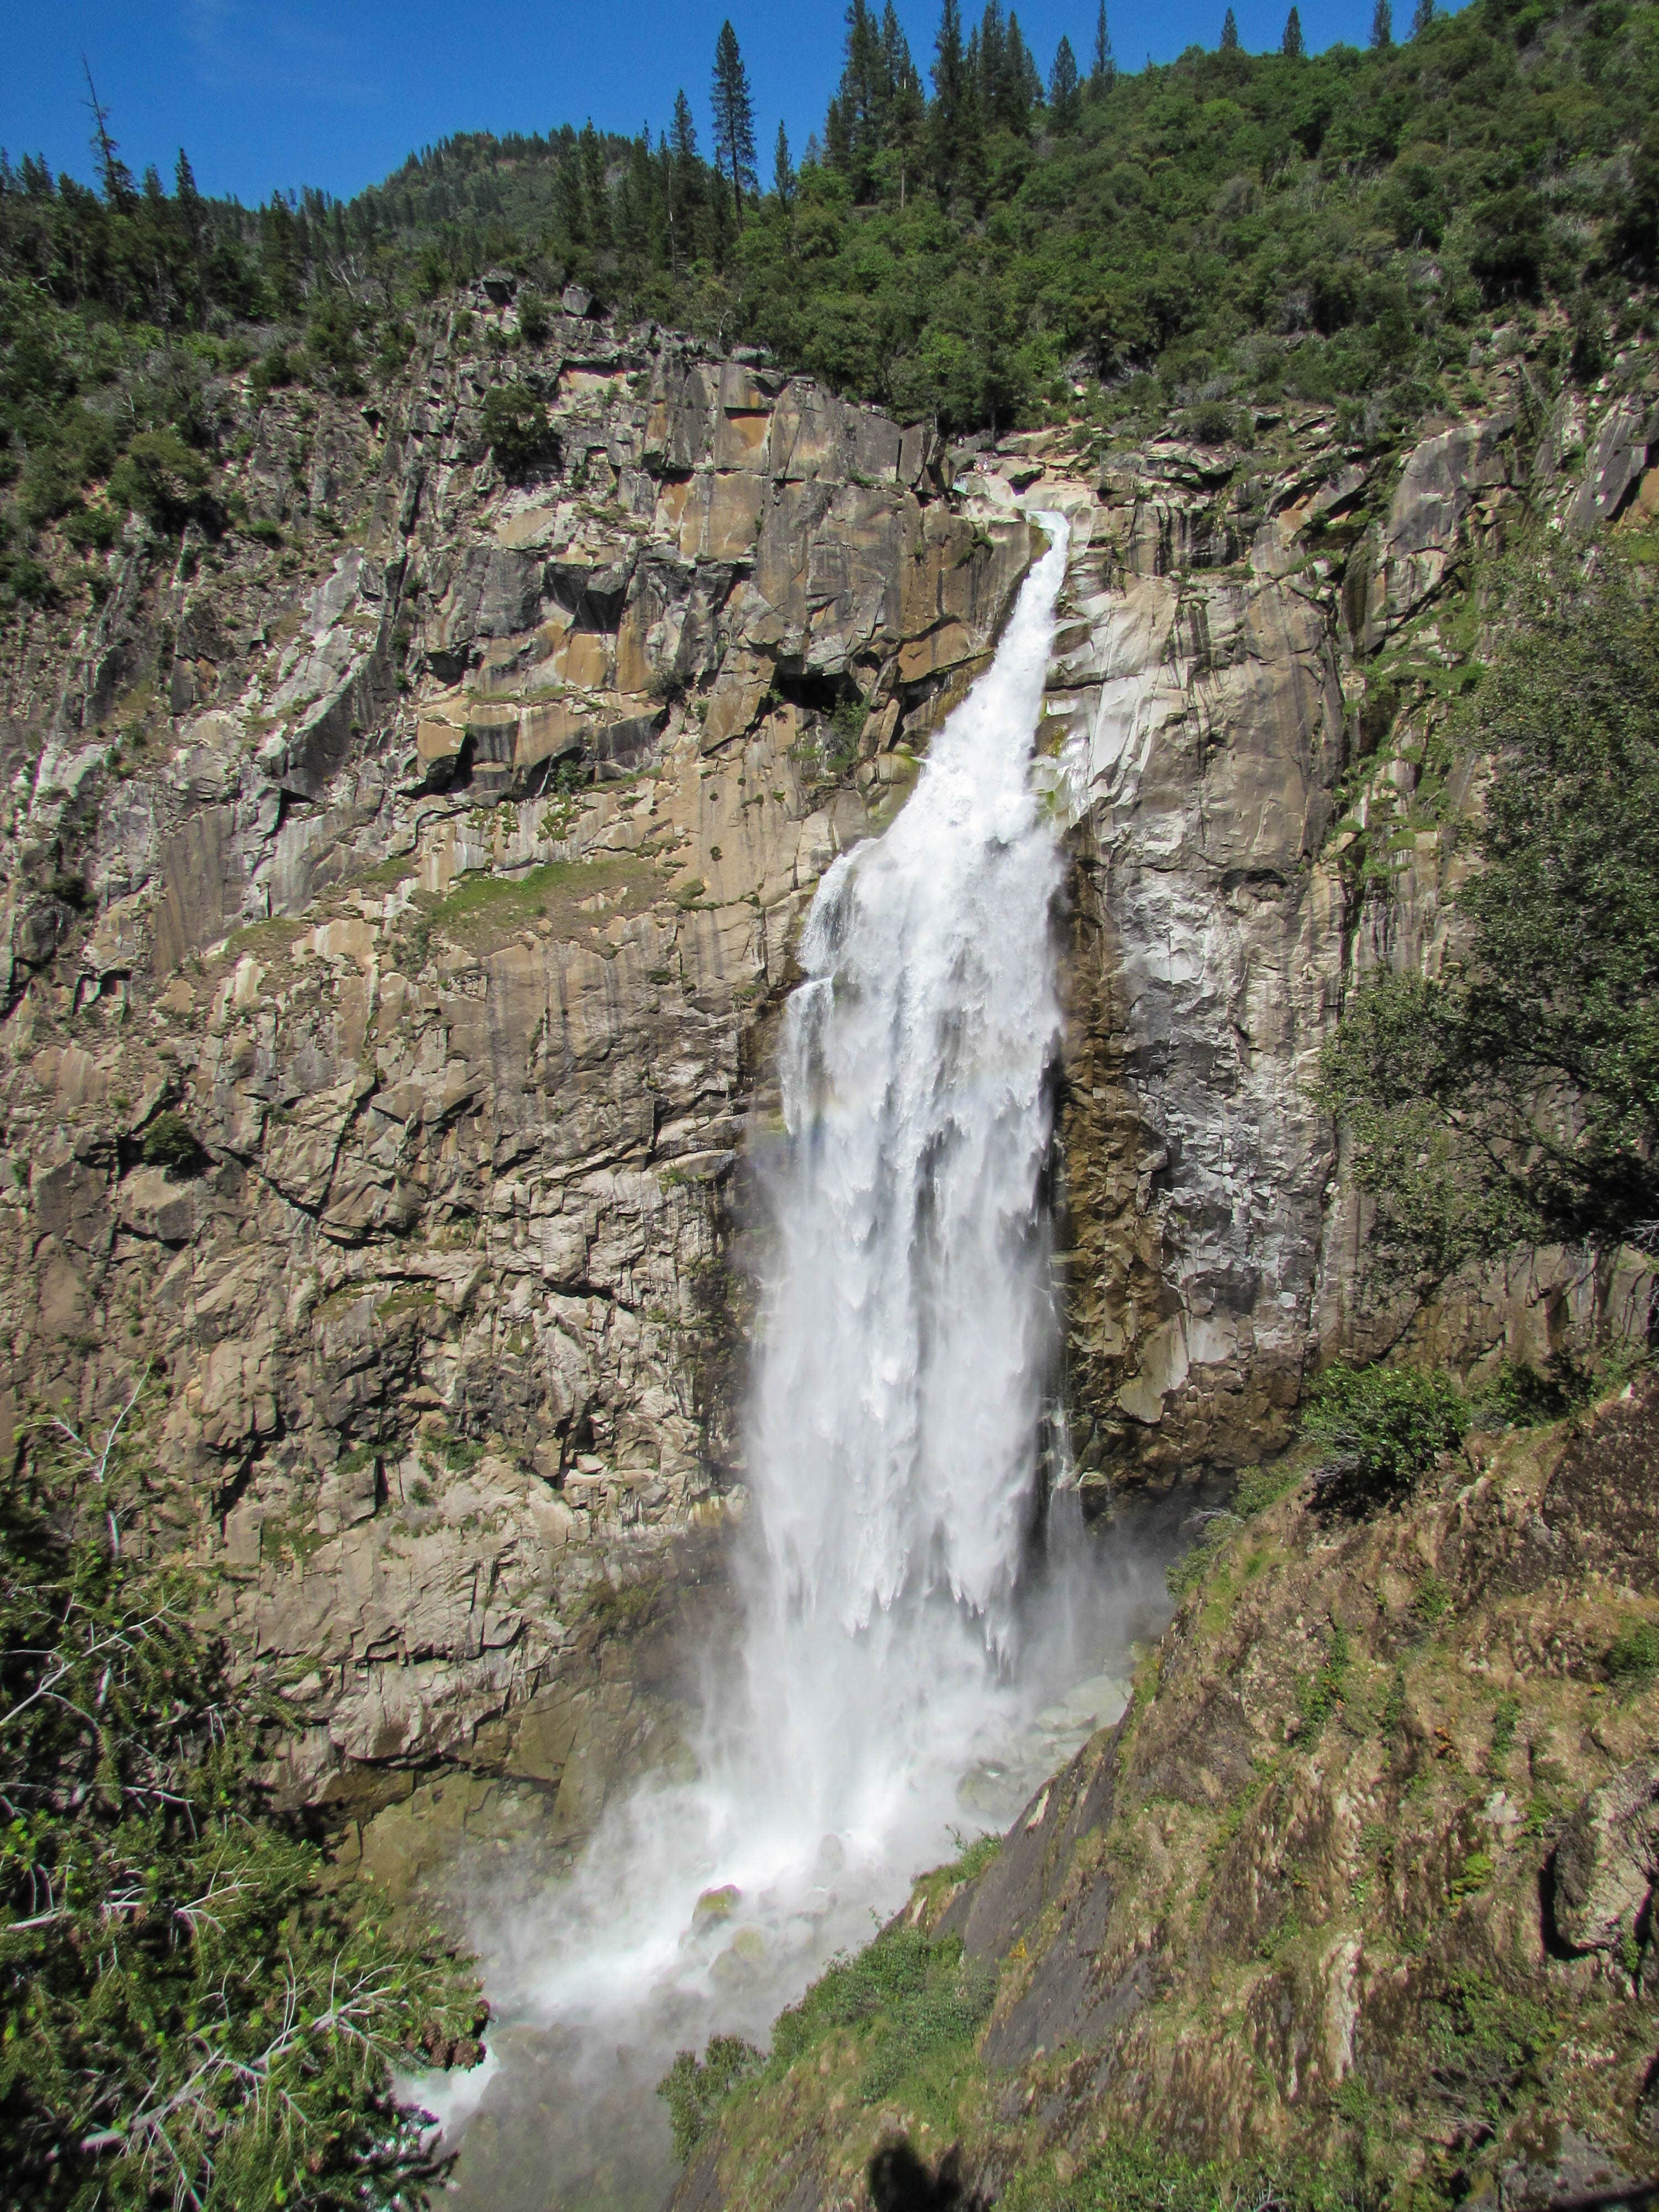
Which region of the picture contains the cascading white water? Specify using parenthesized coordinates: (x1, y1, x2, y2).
(436, 515, 1139, 2211)
(733, 511, 1072, 1858)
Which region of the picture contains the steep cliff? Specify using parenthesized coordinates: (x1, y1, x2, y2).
(658, 322, 1659, 2212)
(0, 282, 1035, 1868)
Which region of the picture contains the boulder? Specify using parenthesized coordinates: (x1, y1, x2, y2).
(1552, 1754, 1659, 1953)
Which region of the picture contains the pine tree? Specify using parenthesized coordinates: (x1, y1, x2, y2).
(931, 0, 972, 191)
(1282, 6, 1306, 56)
(774, 121, 796, 202)
(1049, 36, 1081, 129)
(1007, 12, 1043, 126)
(578, 120, 611, 250)
(884, 4, 926, 206)
(173, 147, 203, 252)
(710, 20, 758, 218)
(1411, 0, 1436, 31)
(81, 59, 133, 206)
(975, 3, 1008, 127)
(1371, 0, 1394, 43)
(667, 91, 702, 268)
(831, 0, 884, 195)
(1090, 2, 1115, 92)
(1220, 7, 1241, 51)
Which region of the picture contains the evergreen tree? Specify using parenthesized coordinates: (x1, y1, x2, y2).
(1282, 6, 1306, 56)
(830, 0, 884, 195)
(774, 120, 796, 203)
(1371, 0, 1394, 44)
(973, 3, 1007, 125)
(666, 91, 702, 267)
(884, 4, 927, 206)
(1411, 0, 1436, 30)
(1007, 13, 1044, 124)
(81, 60, 133, 206)
(931, 0, 974, 193)
(711, 19, 759, 217)
(1049, 36, 1082, 129)
(578, 119, 611, 251)
(1220, 7, 1241, 51)
(173, 147, 203, 258)
(1090, 2, 1115, 92)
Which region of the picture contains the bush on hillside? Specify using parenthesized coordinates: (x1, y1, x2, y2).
(1302, 1362, 1469, 1511)
(140, 1108, 205, 1175)
(657, 2034, 763, 2160)
(480, 383, 556, 478)
(107, 428, 217, 531)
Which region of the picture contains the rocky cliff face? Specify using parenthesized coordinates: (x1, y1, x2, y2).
(1015, 346, 1657, 1496)
(0, 287, 1035, 1860)
(4, 285, 1655, 1880)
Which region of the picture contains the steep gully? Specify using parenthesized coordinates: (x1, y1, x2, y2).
(430, 517, 1171, 2209)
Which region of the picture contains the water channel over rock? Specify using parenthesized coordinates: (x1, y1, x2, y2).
(434, 515, 1171, 2210)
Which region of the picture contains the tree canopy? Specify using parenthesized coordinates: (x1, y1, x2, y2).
(1321, 551, 1659, 1279)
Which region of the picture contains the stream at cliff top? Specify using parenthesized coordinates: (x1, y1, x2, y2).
(428, 514, 1181, 2210)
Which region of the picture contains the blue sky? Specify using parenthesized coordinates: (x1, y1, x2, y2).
(5, 1, 1438, 208)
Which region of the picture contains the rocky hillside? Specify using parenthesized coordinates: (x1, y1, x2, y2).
(669, 1375, 1659, 2211)
(3, 268, 1656, 1910)
(1, 283, 1036, 1870)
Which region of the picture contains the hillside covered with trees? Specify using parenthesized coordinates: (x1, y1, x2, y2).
(4, 0, 1659, 614)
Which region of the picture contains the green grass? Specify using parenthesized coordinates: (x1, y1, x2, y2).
(419, 855, 650, 940)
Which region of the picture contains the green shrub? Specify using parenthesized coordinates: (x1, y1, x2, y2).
(1296, 1624, 1350, 1739)
(1303, 1363, 1469, 1510)
(1319, 554, 1659, 1276)
(1235, 1461, 1300, 1516)
(248, 345, 294, 403)
(60, 500, 119, 552)
(107, 429, 216, 531)
(656, 2034, 761, 2161)
(763, 1924, 992, 2101)
(480, 383, 556, 478)
(942, 1832, 1002, 1884)
(1166, 1509, 1243, 1599)
(517, 286, 550, 344)
(1182, 399, 1235, 445)
(0, 1424, 483, 2210)
(1606, 1621, 1659, 1693)
(140, 1110, 204, 1175)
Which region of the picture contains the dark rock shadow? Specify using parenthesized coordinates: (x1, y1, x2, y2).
(868, 2140, 983, 2212)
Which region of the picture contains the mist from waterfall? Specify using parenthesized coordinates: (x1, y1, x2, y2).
(437, 514, 1168, 2209)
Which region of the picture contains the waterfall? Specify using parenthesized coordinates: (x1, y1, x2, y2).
(437, 515, 1108, 2211)
(735, 512, 1072, 1855)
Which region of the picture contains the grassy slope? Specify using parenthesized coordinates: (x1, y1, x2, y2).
(683, 1378, 1659, 2209)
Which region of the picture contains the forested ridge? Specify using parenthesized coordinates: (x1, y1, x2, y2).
(4, 0, 1659, 614)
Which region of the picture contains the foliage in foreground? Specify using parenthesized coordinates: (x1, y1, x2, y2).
(658, 2034, 764, 2161)
(0, 1416, 483, 2212)
(1321, 548, 1659, 1281)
